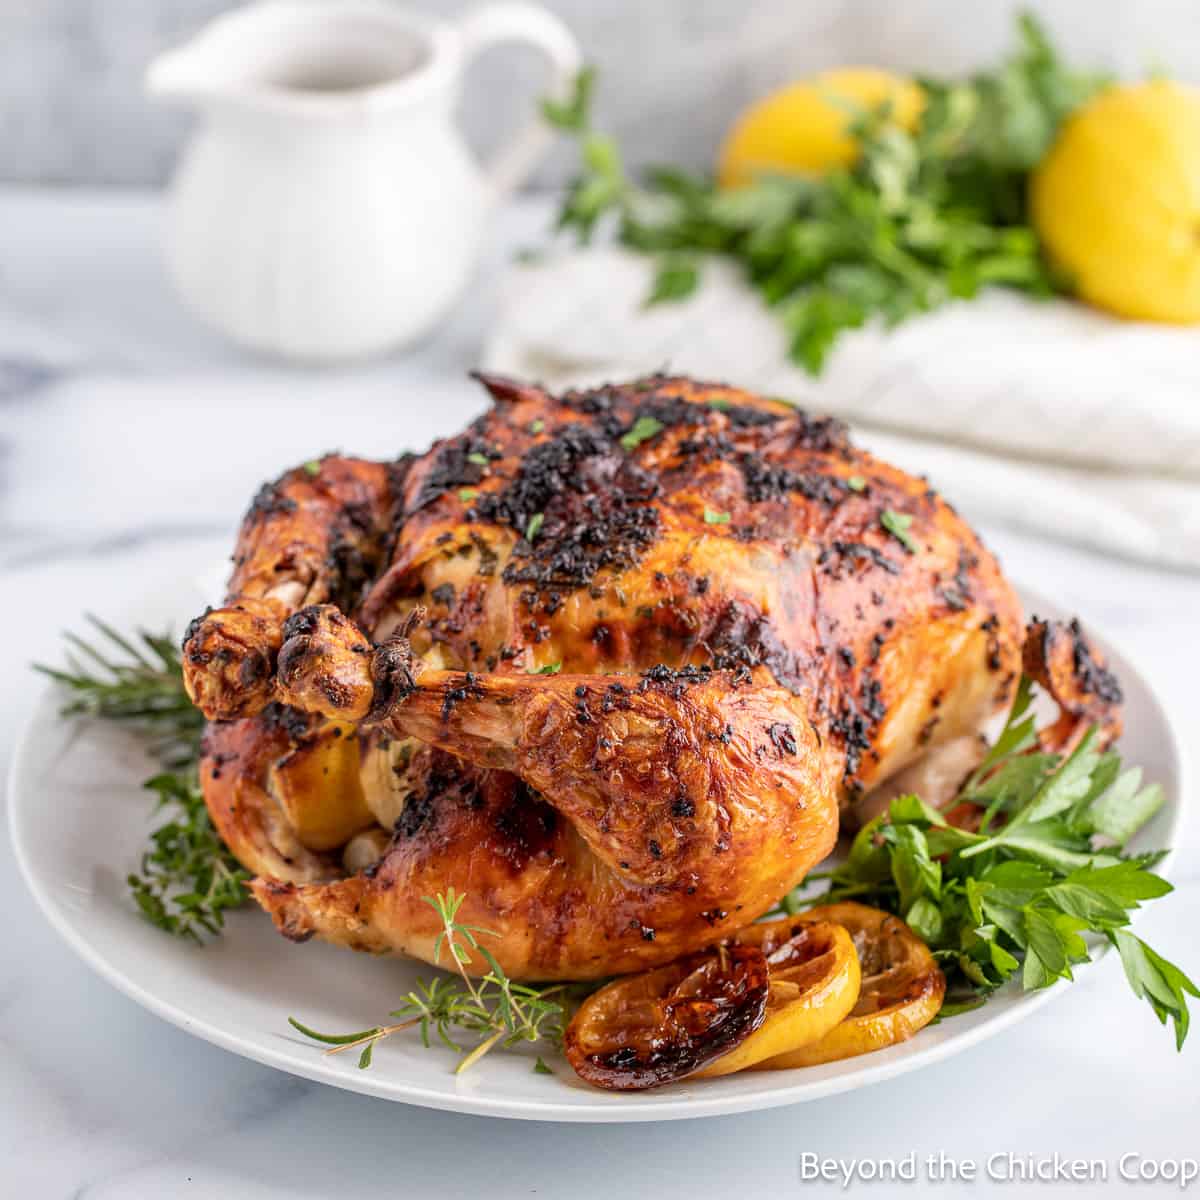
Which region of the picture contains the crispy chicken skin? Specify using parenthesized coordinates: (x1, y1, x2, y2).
(185, 374, 1040, 979)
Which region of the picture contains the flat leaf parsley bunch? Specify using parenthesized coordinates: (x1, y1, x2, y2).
(542, 14, 1107, 373)
(781, 678, 1195, 1045)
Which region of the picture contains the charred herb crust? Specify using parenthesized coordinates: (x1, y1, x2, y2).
(1066, 616, 1124, 704)
(405, 377, 863, 598)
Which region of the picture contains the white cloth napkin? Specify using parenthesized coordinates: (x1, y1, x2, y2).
(482, 248, 1200, 571)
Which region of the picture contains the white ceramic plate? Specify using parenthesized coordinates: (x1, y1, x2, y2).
(9, 581, 1186, 1122)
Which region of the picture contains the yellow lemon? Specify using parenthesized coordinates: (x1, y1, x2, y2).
(717, 67, 924, 189)
(1031, 79, 1200, 323)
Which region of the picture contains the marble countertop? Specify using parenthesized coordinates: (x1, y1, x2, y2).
(1, 188, 1197, 1198)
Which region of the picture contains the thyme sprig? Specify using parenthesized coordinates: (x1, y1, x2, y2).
(290, 889, 593, 1073)
(36, 617, 250, 941)
(127, 769, 251, 941)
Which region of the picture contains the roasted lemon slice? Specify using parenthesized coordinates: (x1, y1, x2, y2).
(564, 946, 769, 1090)
(268, 721, 375, 852)
(757, 902, 945, 1069)
(695, 918, 860, 1078)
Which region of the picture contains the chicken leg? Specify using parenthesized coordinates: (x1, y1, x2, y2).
(268, 604, 841, 889)
(200, 602, 840, 978)
(182, 456, 399, 719)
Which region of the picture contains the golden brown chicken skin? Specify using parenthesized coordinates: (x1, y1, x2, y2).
(185, 374, 1028, 979)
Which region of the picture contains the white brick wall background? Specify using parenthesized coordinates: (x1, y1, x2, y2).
(2, 0, 1198, 187)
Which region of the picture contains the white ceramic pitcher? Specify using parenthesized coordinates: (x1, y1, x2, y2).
(147, 1, 580, 361)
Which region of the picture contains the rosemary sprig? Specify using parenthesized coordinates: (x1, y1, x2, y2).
(290, 889, 594, 1072)
(35, 615, 204, 768)
(36, 617, 250, 941)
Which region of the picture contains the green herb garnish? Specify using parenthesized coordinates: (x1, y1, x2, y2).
(35, 616, 203, 767)
(620, 415, 665, 451)
(467, 452, 490, 467)
(128, 770, 251, 941)
(881, 509, 919, 553)
(458, 488, 478, 502)
(525, 512, 545, 542)
(846, 475, 867, 492)
(530, 662, 563, 675)
(703, 508, 731, 525)
(546, 15, 1107, 373)
(303, 459, 321, 477)
(779, 676, 1194, 1046)
(291, 889, 593, 1072)
(645, 257, 700, 307)
(541, 65, 596, 134)
(530, 418, 546, 434)
(36, 617, 249, 940)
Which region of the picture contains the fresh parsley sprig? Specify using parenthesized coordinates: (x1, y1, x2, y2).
(782, 676, 1194, 1047)
(543, 14, 1108, 374)
(291, 889, 594, 1073)
(36, 618, 250, 941)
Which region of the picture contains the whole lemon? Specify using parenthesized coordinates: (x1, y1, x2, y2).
(717, 67, 924, 189)
(1031, 79, 1200, 323)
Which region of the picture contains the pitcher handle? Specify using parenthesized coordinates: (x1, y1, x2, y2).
(456, 2, 582, 202)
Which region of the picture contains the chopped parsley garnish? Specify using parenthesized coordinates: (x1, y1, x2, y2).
(846, 475, 867, 492)
(620, 415, 665, 451)
(467, 452, 490, 467)
(530, 662, 562, 675)
(458, 488, 478, 502)
(703, 508, 731, 525)
(645, 257, 699, 306)
(881, 509, 919, 553)
(525, 512, 545, 541)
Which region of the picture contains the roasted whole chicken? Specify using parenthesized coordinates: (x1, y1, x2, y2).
(182, 374, 1114, 982)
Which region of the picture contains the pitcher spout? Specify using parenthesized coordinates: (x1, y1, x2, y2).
(145, 4, 264, 109)
(145, 1, 455, 116)
(146, 46, 226, 107)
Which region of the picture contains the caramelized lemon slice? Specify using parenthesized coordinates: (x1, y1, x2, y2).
(756, 902, 945, 1069)
(268, 721, 375, 852)
(696, 918, 860, 1078)
(564, 946, 769, 1090)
